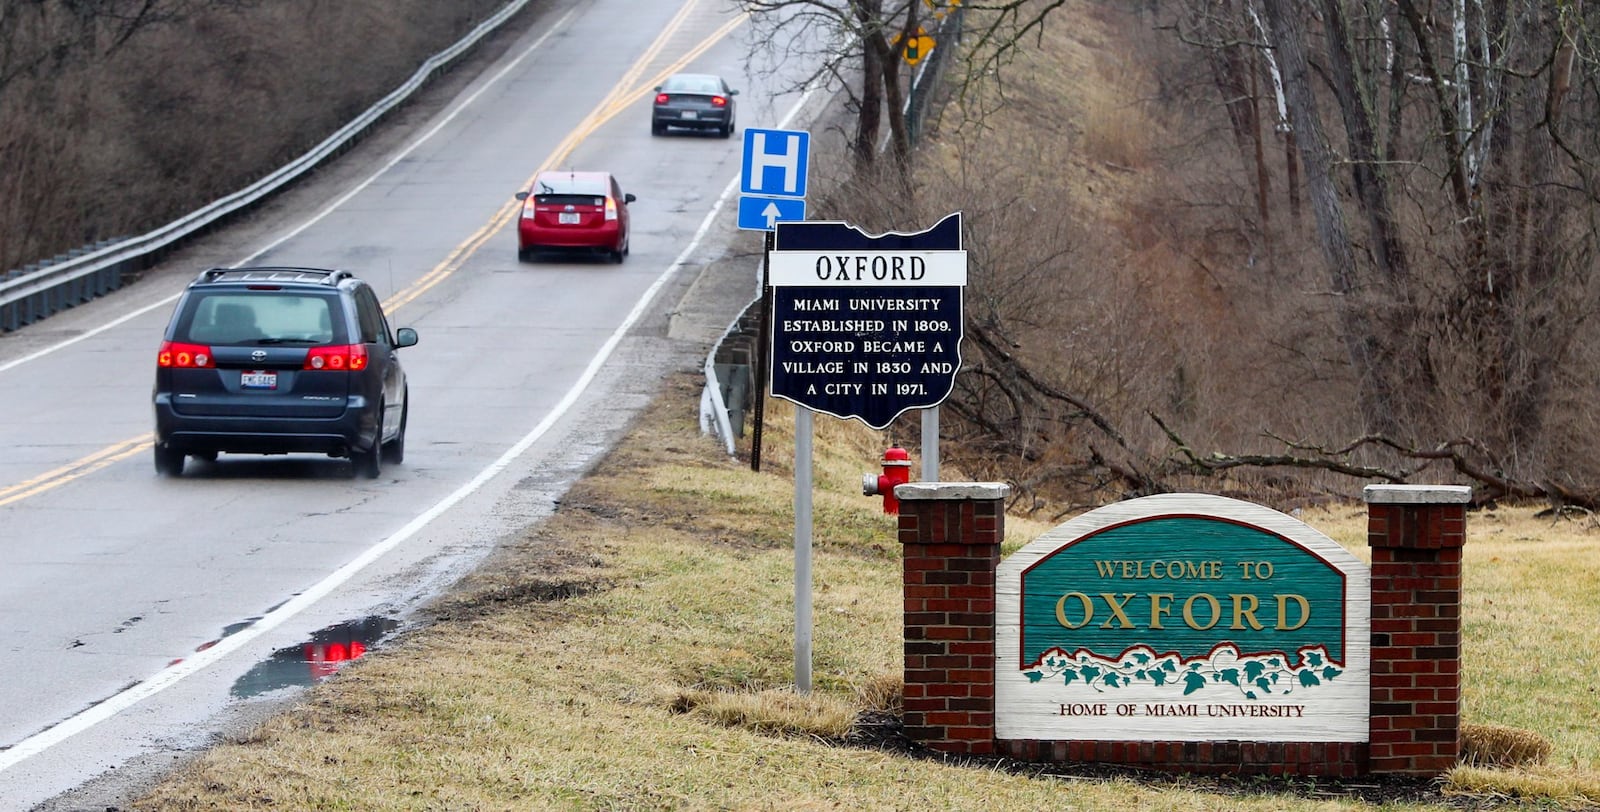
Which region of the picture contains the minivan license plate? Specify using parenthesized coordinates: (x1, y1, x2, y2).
(241, 370, 277, 390)
(559, 212, 580, 224)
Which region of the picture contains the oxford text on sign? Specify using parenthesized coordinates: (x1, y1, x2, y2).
(1051, 590, 1313, 632)
(768, 250, 967, 286)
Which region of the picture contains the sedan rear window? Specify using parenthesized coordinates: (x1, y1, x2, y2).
(181, 294, 338, 345)
(535, 193, 604, 207)
(663, 76, 721, 94)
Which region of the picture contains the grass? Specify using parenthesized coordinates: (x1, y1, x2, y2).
(128, 374, 1600, 810)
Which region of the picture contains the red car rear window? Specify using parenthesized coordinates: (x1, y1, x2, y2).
(535, 194, 604, 207)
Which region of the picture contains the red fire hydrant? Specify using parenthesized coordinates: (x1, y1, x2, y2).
(862, 444, 913, 515)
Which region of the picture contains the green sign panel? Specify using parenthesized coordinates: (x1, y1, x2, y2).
(1019, 517, 1346, 667)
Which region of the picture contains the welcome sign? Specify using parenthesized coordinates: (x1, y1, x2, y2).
(996, 494, 1370, 742)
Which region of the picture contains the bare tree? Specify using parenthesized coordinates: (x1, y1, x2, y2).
(901, 0, 1600, 510)
(735, 0, 1065, 176)
(1165, 0, 1600, 486)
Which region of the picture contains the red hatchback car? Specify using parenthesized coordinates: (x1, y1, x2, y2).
(515, 170, 636, 263)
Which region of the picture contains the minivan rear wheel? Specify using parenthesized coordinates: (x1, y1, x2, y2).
(352, 441, 381, 479)
(352, 402, 382, 479)
(381, 397, 407, 464)
(154, 445, 185, 477)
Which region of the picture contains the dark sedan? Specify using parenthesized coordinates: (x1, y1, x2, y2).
(651, 73, 738, 138)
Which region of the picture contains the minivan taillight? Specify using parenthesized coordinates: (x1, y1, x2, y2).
(605, 196, 619, 221)
(158, 341, 214, 368)
(305, 344, 368, 371)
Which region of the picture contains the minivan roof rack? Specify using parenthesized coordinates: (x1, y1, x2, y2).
(195, 266, 354, 286)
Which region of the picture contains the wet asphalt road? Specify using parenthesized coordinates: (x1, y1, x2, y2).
(0, 0, 823, 805)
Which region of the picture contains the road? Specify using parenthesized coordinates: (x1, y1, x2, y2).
(0, 0, 819, 806)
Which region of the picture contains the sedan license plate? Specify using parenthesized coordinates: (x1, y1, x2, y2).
(681, 110, 698, 120)
(558, 212, 580, 225)
(241, 370, 277, 390)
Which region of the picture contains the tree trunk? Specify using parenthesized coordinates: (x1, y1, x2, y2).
(852, 0, 885, 169)
(1259, 0, 1401, 436)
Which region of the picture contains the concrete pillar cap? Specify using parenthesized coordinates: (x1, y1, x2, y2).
(894, 482, 1010, 501)
(1363, 484, 1472, 504)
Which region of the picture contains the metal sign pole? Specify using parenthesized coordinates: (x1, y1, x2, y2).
(921, 406, 939, 482)
(793, 406, 814, 693)
(751, 230, 773, 472)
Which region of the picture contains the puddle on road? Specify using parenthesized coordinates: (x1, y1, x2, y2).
(230, 615, 401, 698)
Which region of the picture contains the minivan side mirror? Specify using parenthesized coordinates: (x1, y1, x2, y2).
(514, 191, 529, 201)
(395, 327, 418, 348)
(624, 193, 637, 204)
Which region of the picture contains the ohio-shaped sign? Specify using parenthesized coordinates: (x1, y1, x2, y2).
(768, 213, 966, 429)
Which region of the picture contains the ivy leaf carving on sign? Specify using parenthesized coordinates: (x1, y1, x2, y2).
(1022, 644, 1343, 698)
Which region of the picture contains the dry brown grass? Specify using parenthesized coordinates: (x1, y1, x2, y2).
(126, 376, 1600, 811)
(1461, 724, 1554, 769)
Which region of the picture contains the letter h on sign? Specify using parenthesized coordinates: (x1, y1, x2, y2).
(741, 128, 810, 198)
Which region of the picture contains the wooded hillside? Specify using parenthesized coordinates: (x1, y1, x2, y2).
(787, 0, 1600, 514)
(0, 0, 511, 273)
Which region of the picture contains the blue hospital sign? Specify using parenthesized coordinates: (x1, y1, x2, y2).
(769, 214, 966, 429)
(741, 128, 810, 198)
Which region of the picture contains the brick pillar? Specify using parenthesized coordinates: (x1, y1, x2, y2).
(896, 482, 1009, 755)
(1364, 484, 1470, 776)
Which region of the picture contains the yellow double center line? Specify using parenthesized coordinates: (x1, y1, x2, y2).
(3, 1, 747, 504)
(0, 435, 154, 507)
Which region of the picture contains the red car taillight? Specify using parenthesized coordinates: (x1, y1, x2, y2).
(655, 93, 670, 104)
(304, 344, 368, 371)
(711, 95, 727, 107)
(605, 195, 619, 221)
(158, 341, 214, 368)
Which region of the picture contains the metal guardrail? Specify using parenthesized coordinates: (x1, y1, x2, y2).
(701, 279, 763, 456)
(0, 0, 534, 333)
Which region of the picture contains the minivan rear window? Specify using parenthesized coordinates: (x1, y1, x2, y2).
(181, 293, 338, 345)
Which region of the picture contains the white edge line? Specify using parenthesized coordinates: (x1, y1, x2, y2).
(0, 82, 819, 774)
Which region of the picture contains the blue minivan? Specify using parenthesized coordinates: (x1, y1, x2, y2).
(153, 267, 417, 478)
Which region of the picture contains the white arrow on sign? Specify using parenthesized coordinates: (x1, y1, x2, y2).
(762, 201, 785, 228)
(737, 194, 805, 231)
